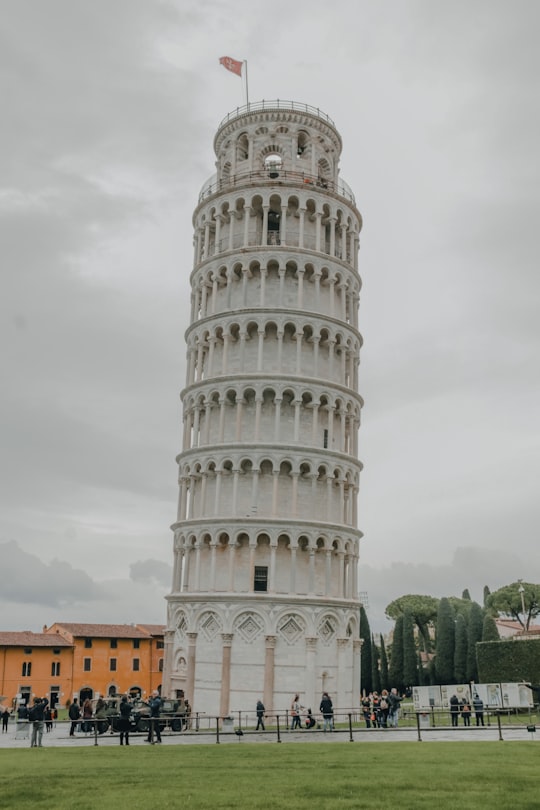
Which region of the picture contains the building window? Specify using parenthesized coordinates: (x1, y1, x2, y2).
(254, 566, 268, 592)
(23, 648, 32, 655)
(133, 658, 140, 672)
(158, 658, 164, 672)
(110, 639, 118, 649)
(110, 658, 117, 672)
(83, 658, 91, 672)
(51, 662, 60, 677)
(22, 662, 32, 677)
(133, 639, 140, 649)
(84, 638, 92, 649)
(156, 640, 164, 649)
(53, 648, 61, 655)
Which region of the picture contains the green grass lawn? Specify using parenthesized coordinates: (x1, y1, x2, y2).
(0, 741, 538, 809)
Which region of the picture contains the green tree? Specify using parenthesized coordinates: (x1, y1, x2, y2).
(454, 613, 468, 683)
(466, 602, 484, 683)
(487, 581, 540, 631)
(379, 634, 389, 692)
(482, 613, 500, 642)
(359, 605, 372, 694)
(385, 594, 438, 653)
(435, 597, 455, 684)
(483, 585, 491, 608)
(462, 588, 471, 601)
(403, 610, 418, 687)
(371, 634, 381, 693)
(389, 615, 404, 691)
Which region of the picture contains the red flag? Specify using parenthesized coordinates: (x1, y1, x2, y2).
(219, 56, 243, 77)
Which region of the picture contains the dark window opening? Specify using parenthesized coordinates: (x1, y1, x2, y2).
(133, 658, 140, 672)
(323, 429, 328, 448)
(110, 658, 117, 672)
(23, 648, 32, 655)
(83, 658, 91, 672)
(22, 662, 32, 677)
(51, 662, 60, 676)
(133, 639, 140, 649)
(110, 639, 118, 649)
(84, 638, 92, 648)
(254, 566, 268, 592)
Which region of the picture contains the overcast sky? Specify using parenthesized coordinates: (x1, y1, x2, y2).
(2, 0, 539, 634)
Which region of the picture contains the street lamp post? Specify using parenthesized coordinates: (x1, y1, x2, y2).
(518, 581, 527, 632)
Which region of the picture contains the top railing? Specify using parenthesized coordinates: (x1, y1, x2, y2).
(217, 100, 336, 131)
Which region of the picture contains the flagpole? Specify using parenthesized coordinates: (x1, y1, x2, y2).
(244, 60, 249, 108)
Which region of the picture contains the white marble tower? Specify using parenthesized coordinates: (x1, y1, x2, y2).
(163, 100, 363, 718)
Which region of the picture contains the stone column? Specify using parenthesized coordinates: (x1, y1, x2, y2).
(337, 637, 350, 710)
(219, 634, 234, 717)
(186, 632, 198, 705)
(306, 637, 318, 710)
(263, 636, 277, 713)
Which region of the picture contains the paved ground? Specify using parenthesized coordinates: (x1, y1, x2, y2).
(0, 720, 537, 749)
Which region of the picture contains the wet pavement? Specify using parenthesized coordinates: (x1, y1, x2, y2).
(0, 720, 537, 749)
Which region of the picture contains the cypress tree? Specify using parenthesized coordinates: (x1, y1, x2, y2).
(466, 602, 484, 682)
(462, 588, 471, 601)
(483, 585, 491, 608)
(454, 613, 468, 683)
(379, 634, 389, 692)
(403, 610, 418, 687)
(482, 612, 499, 641)
(435, 597, 455, 684)
(388, 614, 404, 691)
(371, 634, 381, 693)
(359, 605, 372, 694)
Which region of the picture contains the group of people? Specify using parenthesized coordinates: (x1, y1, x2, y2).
(361, 688, 403, 729)
(449, 693, 484, 726)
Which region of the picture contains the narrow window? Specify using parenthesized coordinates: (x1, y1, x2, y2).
(254, 566, 268, 592)
(133, 639, 140, 649)
(156, 640, 164, 649)
(110, 658, 117, 672)
(22, 662, 32, 677)
(110, 639, 118, 649)
(23, 647, 32, 655)
(51, 662, 60, 677)
(158, 658, 164, 672)
(83, 658, 91, 672)
(84, 638, 92, 649)
(133, 658, 140, 672)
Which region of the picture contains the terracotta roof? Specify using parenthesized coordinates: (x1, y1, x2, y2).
(0, 631, 72, 648)
(136, 624, 166, 635)
(46, 623, 150, 639)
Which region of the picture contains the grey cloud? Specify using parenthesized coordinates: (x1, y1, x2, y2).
(0, 541, 103, 607)
(130, 559, 172, 587)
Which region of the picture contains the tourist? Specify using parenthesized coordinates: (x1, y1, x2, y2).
(255, 699, 265, 731)
(29, 697, 45, 747)
(146, 690, 162, 743)
(319, 692, 334, 732)
(449, 694, 460, 727)
(290, 694, 303, 730)
(1, 707, 10, 732)
(68, 698, 81, 736)
(119, 695, 132, 745)
(473, 693, 485, 726)
(387, 688, 403, 728)
(461, 699, 471, 726)
(361, 695, 372, 728)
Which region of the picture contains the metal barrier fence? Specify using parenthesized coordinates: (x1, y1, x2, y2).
(12, 706, 536, 745)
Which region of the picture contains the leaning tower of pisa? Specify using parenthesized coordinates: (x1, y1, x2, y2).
(162, 100, 363, 718)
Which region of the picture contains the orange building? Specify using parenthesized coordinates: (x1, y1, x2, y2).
(0, 631, 72, 709)
(0, 623, 165, 709)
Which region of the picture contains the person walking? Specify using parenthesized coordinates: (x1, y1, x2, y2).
(290, 695, 303, 730)
(319, 692, 334, 732)
(29, 697, 45, 748)
(255, 699, 266, 731)
(1, 707, 10, 732)
(82, 698, 93, 734)
(68, 699, 81, 736)
(146, 690, 162, 743)
(119, 696, 132, 745)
